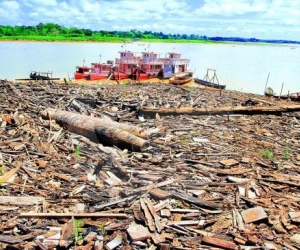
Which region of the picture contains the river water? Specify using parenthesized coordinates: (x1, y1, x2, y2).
(0, 41, 299, 95)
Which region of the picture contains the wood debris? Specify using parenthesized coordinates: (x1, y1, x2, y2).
(0, 79, 300, 249)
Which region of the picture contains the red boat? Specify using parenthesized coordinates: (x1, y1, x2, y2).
(140, 52, 164, 79)
(87, 61, 113, 80)
(131, 51, 191, 80)
(74, 66, 92, 80)
(111, 51, 140, 80)
(110, 67, 129, 80)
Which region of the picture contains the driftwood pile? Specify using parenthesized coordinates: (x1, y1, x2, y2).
(0, 79, 300, 250)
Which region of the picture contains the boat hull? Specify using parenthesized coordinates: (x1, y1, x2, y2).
(87, 73, 108, 81)
(74, 73, 87, 80)
(169, 72, 193, 85)
(194, 78, 226, 89)
(169, 76, 193, 85)
(111, 72, 129, 80)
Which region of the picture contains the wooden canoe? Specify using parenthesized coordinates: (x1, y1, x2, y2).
(169, 72, 193, 85)
(194, 78, 226, 89)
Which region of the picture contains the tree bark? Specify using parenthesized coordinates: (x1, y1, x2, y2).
(40, 108, 149, 151)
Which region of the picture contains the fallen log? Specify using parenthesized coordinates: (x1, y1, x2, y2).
(138, 105, 300, 117)
(40, 108, 149, 151)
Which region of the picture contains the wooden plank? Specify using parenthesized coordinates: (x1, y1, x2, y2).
(0, 196, 44, 206)
(139, 105, 300, 117)
(202, 236, 236, 249)
(171, 191, 221, 210)
(19, 212, 128, 218)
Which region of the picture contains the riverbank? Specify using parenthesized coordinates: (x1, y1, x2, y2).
(1, 79, 300, 249)
(1, 37, 298, 47)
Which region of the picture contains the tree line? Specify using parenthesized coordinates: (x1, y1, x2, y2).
(0, 22, 299, 44)
(0, 23, 208, 42)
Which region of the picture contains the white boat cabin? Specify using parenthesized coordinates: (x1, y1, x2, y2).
(115, 51, 141, 73)
(162, 52, 190, 78)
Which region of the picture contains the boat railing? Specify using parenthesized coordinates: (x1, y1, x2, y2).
(119, 59, 141, 64)
(168, 59, 190, 64)
(142, 60, 165, 65)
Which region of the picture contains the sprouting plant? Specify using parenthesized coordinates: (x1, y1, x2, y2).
(75, 145, 81, 157)
(170, 199, 180, 208)
(72, 219, 84, 245)
(178, 140, 184, 145)
(283, 147, 290, 160)
(191, 131, 200, 137)
(98, 222, 106, 236)
(183, 134, 190, 140)
(188, 86, 195, 91)
(260, 149, 274, 160)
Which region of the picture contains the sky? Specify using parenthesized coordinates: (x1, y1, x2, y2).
(0, 0, 299, 41)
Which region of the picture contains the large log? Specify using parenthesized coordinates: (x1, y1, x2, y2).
(40, 108, 149, 151)
(138, 105, 300, 117)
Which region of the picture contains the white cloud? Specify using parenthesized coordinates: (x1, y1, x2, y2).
(0, 0, 299, 40)
(23, 0, 57, 8)
(0, 0, 20, 22)
(197, 0, 269, 16)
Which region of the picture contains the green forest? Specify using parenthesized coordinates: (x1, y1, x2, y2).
(0, 23, 208, 43)
(0, 23, 299, 44)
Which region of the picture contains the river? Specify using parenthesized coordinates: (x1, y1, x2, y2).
(0, 41, 299, 95)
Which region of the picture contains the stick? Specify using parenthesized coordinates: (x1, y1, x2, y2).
(280, 82, 284, 98)
(264, 72, 270, 92)
(19, 213, 128, 218)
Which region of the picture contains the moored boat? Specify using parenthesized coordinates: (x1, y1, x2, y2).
(30, 71, 60, 80)
(87, 61, 113, 80)
(194, 69, 226, 89)
(16, 71, 60, 81)
(110, 50, 191, 81)
(111, 51, 140, 80)
(137, 51, 165, 79)
(194, 78, 226, 89)
(74, 65, 92, 80)
(169, 72, 193, 85)
(160, 52, 191, 79)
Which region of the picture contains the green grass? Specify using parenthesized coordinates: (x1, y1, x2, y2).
(75, 145, 81, 157)
(260, 147, 292, 169)
(260, 149, 274, 160)
(72, 219, 84, 245)
(283, 147, 290, 160)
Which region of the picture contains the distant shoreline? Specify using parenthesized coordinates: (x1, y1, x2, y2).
(0, 38, 298, 47)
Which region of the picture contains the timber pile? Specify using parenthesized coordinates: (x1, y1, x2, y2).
(0, 79, 300, 250)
